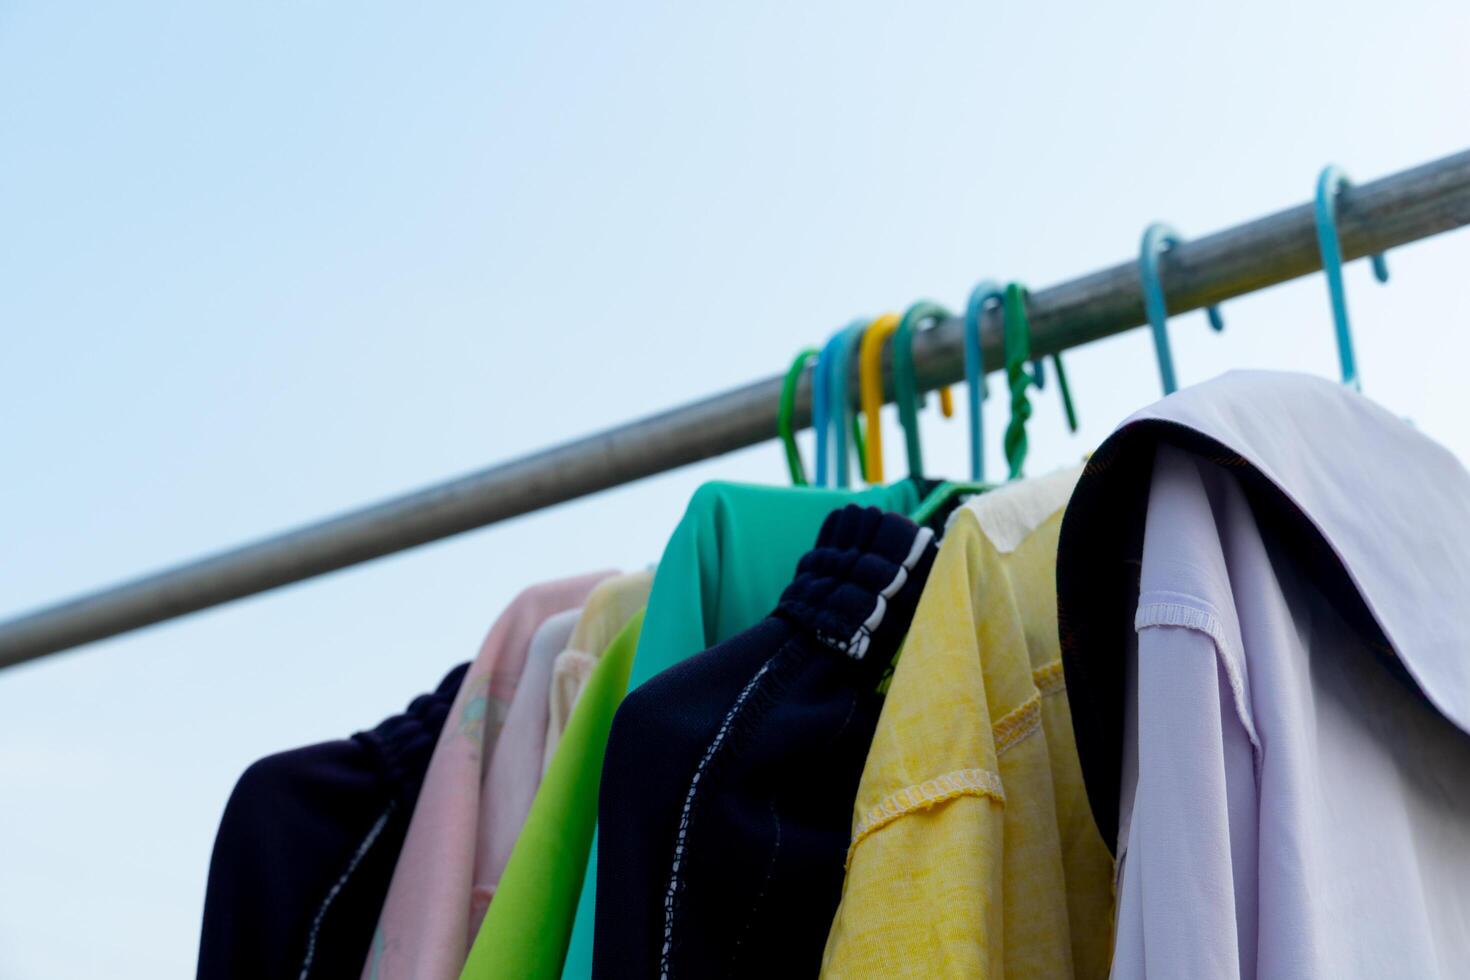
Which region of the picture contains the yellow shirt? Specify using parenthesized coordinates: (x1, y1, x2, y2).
(821, 466, 1113, 978)
(542, 569, 655, 771)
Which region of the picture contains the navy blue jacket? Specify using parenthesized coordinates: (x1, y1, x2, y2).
(197, 663, 466, 980)
(594, 506, 937, 978)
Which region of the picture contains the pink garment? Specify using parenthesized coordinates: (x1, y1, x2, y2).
(362, 571, 614, 980)
(470, 605, 580, 931)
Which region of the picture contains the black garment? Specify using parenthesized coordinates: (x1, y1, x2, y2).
(196, 662, 467, 980)
(594, 506, 938, 979)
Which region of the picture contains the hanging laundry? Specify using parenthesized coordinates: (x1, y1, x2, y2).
(472, 607, 581, 930)
(822, 466, 1114, 979)
(543, 569, 655, 770)
(363, 571, 614, 980)
(560, 479, 923, 979)
(595, 506, 938, 977)
(196, 662, 468, 980)
(1058, 371, 1470, 977)
(460, 610, 645, 980)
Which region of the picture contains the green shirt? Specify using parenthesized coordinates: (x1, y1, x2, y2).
(560, 479, 922, 979)
(459, 610, 645, 980)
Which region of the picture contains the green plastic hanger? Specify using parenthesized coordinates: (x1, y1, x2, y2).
(909, 477, 995, 527)
(911, 282, 1077, 523)
(1003, 283, 1035, 480)
(999, 281, 1084, 479)
(778, 347, 820, 485)
(1033, 352, 1080, 434)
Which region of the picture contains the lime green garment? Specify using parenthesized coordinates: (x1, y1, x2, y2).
(459, 610, 644, 980)
(559, 479, 923, 979)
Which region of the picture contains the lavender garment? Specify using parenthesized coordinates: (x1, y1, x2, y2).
(361, 571, 614, 980)
(1059, 371, 1470, 978)
(471, 606, 581, 930)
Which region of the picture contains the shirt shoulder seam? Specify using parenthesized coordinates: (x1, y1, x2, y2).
(1135, 594, 1261, 754)
(847, 767, 1005, 866)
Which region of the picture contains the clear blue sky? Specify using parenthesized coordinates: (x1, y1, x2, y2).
(1, 2, 1467, 975)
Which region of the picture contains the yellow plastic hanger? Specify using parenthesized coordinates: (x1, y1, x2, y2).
(859, 312, 955, 483)
(859, 313, 902, 483)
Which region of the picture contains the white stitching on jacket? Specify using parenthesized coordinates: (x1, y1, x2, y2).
(660, 660, 773, 978)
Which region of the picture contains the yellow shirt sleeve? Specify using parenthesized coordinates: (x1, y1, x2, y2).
(820, 509, 1112, 979)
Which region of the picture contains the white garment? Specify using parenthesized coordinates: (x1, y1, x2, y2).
(950, 459, 1084, 550)
(1115, 446, 1470, 978)
(1058, 371, 1470, 979)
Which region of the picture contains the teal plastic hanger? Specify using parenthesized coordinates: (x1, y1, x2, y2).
(963, 280, 1004, 481)
(778, 347, 821, 485)
(810, 331, 844, 485)
(1139, 222, 1227, 395)
(827, 319, 871, 488)
(911, 279, 1052, 525)
(893, 300, 951, 480)
(1315, 165, 1390, 391)
(817, 332, 840, 484)
(891, 296, 991, 525)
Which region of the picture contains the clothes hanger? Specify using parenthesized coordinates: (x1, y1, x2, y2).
(1045, 354, 1079, 433)
(858, 313, 903, 483)
(892, 300, 958, 480)
(1002, 282, 1036, 480)
(810, 330, 847, 486)
(909, 475, 993, 527)
(964, 280, 1002, 482)
(864, 306, 957, 486)
(910, 282, 1083, 524)
(1024, 350, 1079, 434)
(886, 301, 981, 526)
(914, 281, 1040, 522)
(826, 318, 871, 488)
(778, 347, 821, 485)
(997, 282, 1079, 482)
(1315, 165, 1390, 391)
(811, 321, 871, 488)
(908, 287, 1008, 527)
(1138, 222, 1227, 395)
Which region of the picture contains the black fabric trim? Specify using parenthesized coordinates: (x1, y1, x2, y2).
(773, 505, 937, 682)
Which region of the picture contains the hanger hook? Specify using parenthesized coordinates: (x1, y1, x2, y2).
(1139, 222, 1227, 395)
(778, 347, 821, 485)
(826, 319, 871, 488)
(964, 281, 1004, 482)
(813, 323, 876, 487)
(858, 314, 902, 483)
(1315, 165, 1390, 391)
(1046, 354, 1079, 434)
(810, 330, 848, 486)
(1002, 283, 1035, 481)
(893, 301, 955, 481)
(1025, 349, 1080, 435)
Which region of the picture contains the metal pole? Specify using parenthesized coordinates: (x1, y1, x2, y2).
(3, 150, 1469, 668)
